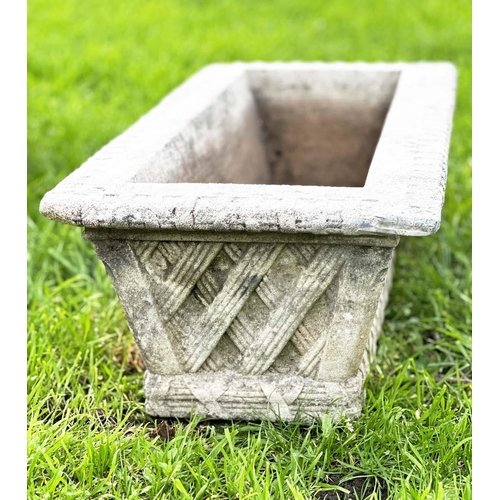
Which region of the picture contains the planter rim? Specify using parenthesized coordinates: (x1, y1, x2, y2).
(40, 61, 456, 237)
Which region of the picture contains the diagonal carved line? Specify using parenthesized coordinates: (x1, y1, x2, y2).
(133, 240, 148, 257)
(182, 244, 285, 373)
(297, 337, 326, 377)
(202, 313, 257, 373)
(193, 278, 212, 307)
(157, 242, 182, 264)
(139, 241, 159, 260)
(298, 245, 316, 260)
(161, 243, 224, 320)
(195, 272, 220, 306)
(241, 247, 345, 375)
(199, 356, 219, 372)
(167, 314, 182, 341)
(255, 275, 277, 309)
(195, 272, 232, 372)
(227, 317, 253, 352)
(196, 280, 231, 372)
(193, 288, 210, 307)
(224, 243, 243, 262)
(288, 244, 315, 264)
(291, 324, 317, 355)
(203, 317, 252, 372)
(254, 246, 327, 367)
(197, 271, 252, 371)
(135, 242, 223, 322)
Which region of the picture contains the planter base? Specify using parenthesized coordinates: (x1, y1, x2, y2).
(144, 372, 365, 422)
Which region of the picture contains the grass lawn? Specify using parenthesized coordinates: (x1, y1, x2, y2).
(27, 0, 471, 498)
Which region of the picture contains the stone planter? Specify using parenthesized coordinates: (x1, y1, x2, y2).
(40, 62, 456, 421)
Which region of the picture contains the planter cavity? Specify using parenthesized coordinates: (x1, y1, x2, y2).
(40, 62, 456, 421)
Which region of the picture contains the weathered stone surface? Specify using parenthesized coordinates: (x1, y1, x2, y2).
(92, 235, 395, 421)
(39, 62, 456, 421)
(40, 62, 456, 237)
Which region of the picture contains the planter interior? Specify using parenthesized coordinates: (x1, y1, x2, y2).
(40, 62, 456, 421)
(131, 68, 399, 189)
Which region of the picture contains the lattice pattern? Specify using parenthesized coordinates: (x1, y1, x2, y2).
(129, 241, 345, 378)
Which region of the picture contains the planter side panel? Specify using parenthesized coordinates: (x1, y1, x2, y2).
(92, 238, 394, 420)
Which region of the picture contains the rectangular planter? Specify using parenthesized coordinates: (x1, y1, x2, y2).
(40, 62, 456, 421)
